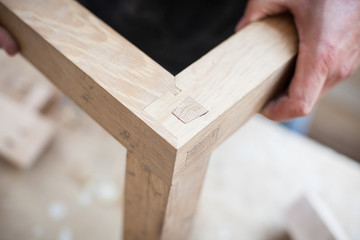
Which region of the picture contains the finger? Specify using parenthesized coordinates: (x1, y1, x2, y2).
(235, 0, 288, 31)
(0, 26, 18, 55)
(262, 43, 329, 121)
(235, 0, 264, 31)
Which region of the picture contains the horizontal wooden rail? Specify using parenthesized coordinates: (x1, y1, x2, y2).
(0, 0, 298, 239)
(145, 16, 298, 175)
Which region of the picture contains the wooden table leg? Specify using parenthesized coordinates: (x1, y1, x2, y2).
(0, 2, 298, 239)
(124, 151, 211, 240)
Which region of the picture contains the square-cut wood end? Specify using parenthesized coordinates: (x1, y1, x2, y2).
(172, 97, 208, 124)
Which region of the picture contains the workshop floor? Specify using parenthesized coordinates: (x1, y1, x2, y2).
(309, 69, 360, 161)
(1, 53, 360, 240)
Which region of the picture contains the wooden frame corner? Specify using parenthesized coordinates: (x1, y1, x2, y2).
(0, 0, 298, 239)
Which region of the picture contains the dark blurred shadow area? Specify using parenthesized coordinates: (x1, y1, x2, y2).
(269, 231, 292, 240)
(77, 0, 246, 74)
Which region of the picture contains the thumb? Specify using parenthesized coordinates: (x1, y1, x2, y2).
(236, 0, 288, 31)
(262, 43, 329, 121)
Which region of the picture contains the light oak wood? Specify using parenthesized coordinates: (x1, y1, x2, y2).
(161, 154, 210, 240)
(0, 0, 179, 184)
(0, 0, 298, 239)
(124, 152, 170, 240)
(124, 149, 210, 240)
(145, 16, 297, 180)
(147, 15, 297, 147)
(172, 97, 209, 124)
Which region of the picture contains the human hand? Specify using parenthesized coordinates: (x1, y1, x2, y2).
(0, 25, 18, 56)
(236, 0, 360, 121)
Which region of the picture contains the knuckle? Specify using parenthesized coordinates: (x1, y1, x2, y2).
(338, 65, 352, 79)
(318, 41, 336, 63)
(292, 100, 312, 117)
(312, 41, 337, 75)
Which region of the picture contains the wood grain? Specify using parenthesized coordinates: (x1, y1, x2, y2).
(124, 152, 170, 240)
(124, 151, 210, 240)
(144, 16, 297, 239)
(161, 154, 210, 240)
(172, 97, 208, 124)
(0, 0, 179, 183)
(0, 1, 299, 239)
(145, 15, 298, 178)
(146, 15, 297, 145)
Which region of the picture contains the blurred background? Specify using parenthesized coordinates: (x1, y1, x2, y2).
(308, 70, 360, 161)
(0, 1, 360, 240)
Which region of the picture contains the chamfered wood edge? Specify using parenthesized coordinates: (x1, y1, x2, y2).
(0, 0, 298, 180)
(145, 15, 298, 167)
(0, 2, 299, 240)
(0, 0, 179, 183)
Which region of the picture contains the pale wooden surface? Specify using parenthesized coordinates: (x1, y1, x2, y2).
(2, 2, 359, 239)
(145, 14, 297, 150)
(161, 155, 211, 240)
(124, 152, 171, 240)
(142, 15, 297, 237)
(1, 53, 360, 240)
(0, 0, 298, 156)
(0, 0, 180, 187)
(0, 2, 301, 238)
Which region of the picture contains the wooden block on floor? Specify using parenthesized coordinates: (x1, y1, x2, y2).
(23, 83, 60, 113)
(0, 93, 56, 168)
(286, 193, 350, 240)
